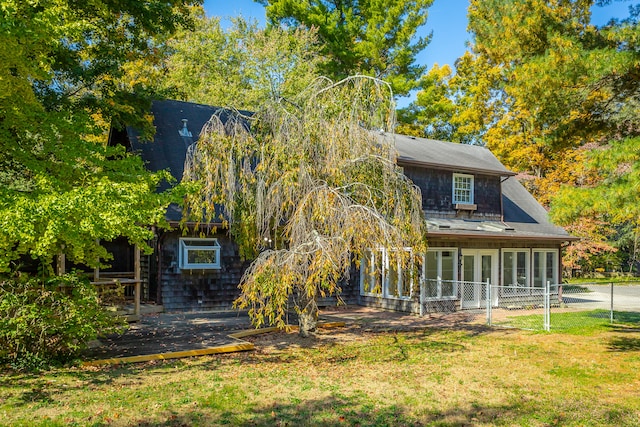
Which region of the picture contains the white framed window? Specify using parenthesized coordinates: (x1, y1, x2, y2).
(453, 173, 474, 204)
(360, 248, 414, 299)
(424, 248, 458, 299)
(179, 238, 221, 270)
(502, 249, 530, 287)
(361, 249, 383, 296)
(533, 249, 559, 287)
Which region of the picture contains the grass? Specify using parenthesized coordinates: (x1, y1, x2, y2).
(2, 325, 640, 426)
(496, 310, 640, 335)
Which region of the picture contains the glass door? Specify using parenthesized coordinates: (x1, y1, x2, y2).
(461, 250, 498, 308)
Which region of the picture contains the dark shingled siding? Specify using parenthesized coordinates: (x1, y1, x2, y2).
(402, 166, 502, 218)
(158, 232, 251, 312)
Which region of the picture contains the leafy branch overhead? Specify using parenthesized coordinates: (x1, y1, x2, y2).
(183, 76, 427, 334)
(0, 0, 199, 273)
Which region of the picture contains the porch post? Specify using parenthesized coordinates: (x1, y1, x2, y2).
(134, 244, 141, 316)
(486, 278, 492, 326)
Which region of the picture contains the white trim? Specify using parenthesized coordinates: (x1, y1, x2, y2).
(179, 238, 222, 270)
(501, 248, 531, 287)
(452, 173, 474, 205)
(360, 247, 414, 300)
(532, 249, 559, 287)
(423, 247, 458, 300)
(461, 249, 499, 308)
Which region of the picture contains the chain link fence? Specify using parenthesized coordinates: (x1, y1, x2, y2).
(421, 280, 640, 331)
(483, 282, 640, 331)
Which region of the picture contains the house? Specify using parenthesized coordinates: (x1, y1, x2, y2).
(360, 133, 575, 315)
(108, 100, 574, 314)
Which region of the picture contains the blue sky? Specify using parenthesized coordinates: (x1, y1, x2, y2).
(203, 0, 634, 106)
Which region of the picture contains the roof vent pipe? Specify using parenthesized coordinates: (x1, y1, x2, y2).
(178, 119, 192, 137)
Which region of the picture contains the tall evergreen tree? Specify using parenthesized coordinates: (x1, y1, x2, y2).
(255, 0, 434, 97)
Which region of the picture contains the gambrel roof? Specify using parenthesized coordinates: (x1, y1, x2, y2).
(120, 100, 572, 242)
(391, 133, 516, 177)
(385, 132, 573, 242)
(124, 100, 249, 222)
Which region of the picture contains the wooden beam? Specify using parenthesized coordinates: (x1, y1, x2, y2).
(134, 245, 141, 316)
(82, 342, 255, 366)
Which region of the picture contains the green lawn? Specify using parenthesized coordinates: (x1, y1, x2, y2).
(2, 325, 640, 426)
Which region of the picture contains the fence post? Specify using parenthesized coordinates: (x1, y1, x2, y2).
(419, 278, 425, 317)
(610, 282, 614, 323)
(544, 281, 550, 332)
(486, 279, 492, 326)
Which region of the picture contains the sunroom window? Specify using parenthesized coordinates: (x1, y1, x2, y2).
(502, 250, 530, 287)
(533, 249, 558, 287)
(424, 248, 457, 299)
(453, 173, 474, 204)
(179, 238, 221, 270)
(360, 248, 414, 299)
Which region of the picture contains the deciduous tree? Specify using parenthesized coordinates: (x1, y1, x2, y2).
(182, 76, 427, 336)
(401, 0, 639, 271)
(161, 13, 322, 110)
(0, 0, 198, 273)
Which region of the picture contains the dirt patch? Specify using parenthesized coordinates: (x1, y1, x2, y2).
(83, 306, 491, 361)
(242, 306, 490, 353)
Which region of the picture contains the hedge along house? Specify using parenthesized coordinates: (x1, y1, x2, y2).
(359, 133, 576, 314)
(110, 99, 573, 314)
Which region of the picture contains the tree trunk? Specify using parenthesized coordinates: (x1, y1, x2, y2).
(297, 291, 318, 338)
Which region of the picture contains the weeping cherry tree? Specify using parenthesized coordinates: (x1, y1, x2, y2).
(182, 76, 427, 336)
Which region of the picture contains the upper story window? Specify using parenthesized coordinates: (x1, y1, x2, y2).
(179, 238, 221, 270)
(453, 173, 474, 204)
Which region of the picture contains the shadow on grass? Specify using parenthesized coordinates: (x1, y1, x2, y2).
(612, 311, 640, 326)
(4, 359, 205, 407)
(121, 395, 547, 427)
(608, 336, 640, 352)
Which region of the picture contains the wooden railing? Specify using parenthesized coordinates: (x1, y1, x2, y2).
(90, 278, 143, 319)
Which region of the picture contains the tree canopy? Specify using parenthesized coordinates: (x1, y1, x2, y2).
(398, 0, 640, 272)
(161, 13, 322, 110)
(0, 0, 199, 274)
(182, 76, 427, 335)
(256, 0, 434, 97)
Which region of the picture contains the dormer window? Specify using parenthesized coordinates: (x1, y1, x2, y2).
(453, 173, 474, 205)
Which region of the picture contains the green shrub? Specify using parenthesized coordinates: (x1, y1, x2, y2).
(0, 274, 127, 370)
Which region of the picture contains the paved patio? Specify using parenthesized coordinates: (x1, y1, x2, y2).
(82, 306, 484, 365)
